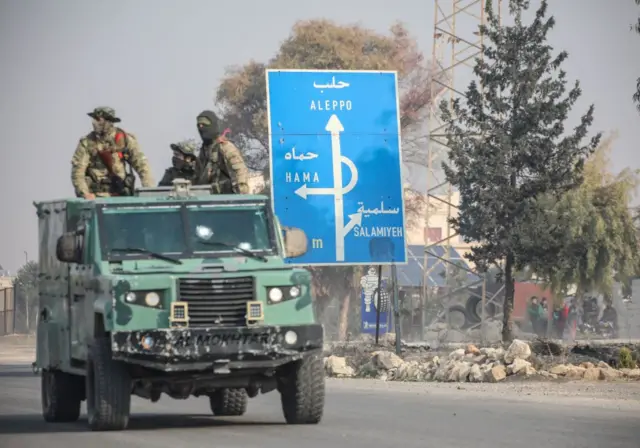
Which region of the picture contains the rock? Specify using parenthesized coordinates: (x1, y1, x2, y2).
(469, 364, 484, 382)
(583, 367, 601, 381)
(466, 344, 480, 355)
(395, 361, 420, 381)
(507, 358, 531, 375)
(565, 366, 586, 379)
(480, 347, 505, 362)
(621, 368, 640, 379)
(600, 368, 623, 381)
(448, 361, 472, 382)
(539, 371, 559, 380)
(448, 348, 466, 360)
(597, 361, 611, 369)
(549, 364, 570, 376)
(472, 354, 488, 364)
(325, 355, 355, 377)
(523, 365, 537, 376)
(504, 339, 532, 364)
(486, 365, 507, 383)
(371, 351, 403, 370)
(580, 362, 595, 369)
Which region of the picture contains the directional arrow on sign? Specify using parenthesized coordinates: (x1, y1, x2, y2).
(341, 212, 363, 238)
(294, 185, 333, 199)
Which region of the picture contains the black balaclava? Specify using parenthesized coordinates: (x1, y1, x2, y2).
(170, 144, 197, 175)
(196, 110, 220, 143)
(172, 155, 196, 174)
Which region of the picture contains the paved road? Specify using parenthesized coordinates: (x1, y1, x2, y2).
(0, 363, 638, 448)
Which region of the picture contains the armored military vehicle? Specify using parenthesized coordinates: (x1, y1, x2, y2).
(33, 180, 325, 431)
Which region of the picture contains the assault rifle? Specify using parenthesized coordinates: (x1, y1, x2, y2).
(97, 149, 136, 196)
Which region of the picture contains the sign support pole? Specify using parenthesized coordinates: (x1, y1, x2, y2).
(374, 265, 383, 345)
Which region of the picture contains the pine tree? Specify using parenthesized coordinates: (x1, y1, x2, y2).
(440, 0, 601, 342)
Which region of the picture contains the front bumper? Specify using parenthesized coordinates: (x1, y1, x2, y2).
(111, 324, 323, 372)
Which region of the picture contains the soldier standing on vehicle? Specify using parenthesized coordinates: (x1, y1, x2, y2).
(71, 107, 155, 199)
(196, 110, 250, 194)
(158, 140, 202, 186)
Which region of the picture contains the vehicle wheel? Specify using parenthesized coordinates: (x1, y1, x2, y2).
(209, 388, 248, 416)
(278, 352, 325, 424)
(447, 305, 469, 330)
(41, 369, 83, 423)
(86, 337, 132, 431)
(465, 296, 482, 323)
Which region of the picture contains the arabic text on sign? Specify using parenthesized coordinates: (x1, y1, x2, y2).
(310, 100, 352, 111)
(356, 201, 401, 217)
(284, 147, 319, 161)
(313, 77, 350, 90)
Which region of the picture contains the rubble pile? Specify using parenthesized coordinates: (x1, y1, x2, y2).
(324, 339, 640, 383)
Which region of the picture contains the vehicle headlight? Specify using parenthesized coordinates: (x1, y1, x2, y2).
(122, 290, 164, 308)
(267, 285, 304, 304)
(145, 292, 161, 307)
(268, 287, 283, 303)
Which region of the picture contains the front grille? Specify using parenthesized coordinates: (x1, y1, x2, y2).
(177, 277, 255, 327)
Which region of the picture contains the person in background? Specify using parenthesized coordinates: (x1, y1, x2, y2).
(527, 296, 543, 336)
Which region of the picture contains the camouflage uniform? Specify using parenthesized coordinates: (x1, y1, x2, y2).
(71, 107, 154, 198)
(196, 110, 249, 194)
(158, 140, 202, 186)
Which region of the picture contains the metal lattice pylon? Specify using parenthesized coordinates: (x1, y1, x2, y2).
(421, 0, 503, 341)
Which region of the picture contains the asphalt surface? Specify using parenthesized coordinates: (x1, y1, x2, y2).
(0, 363, 638, 448)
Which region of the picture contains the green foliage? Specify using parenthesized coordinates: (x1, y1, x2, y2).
(13, 260, 39, 309)
(618, 347, 637, 369)
(439, 0, 600, 341)
(527, 134, 640, 297)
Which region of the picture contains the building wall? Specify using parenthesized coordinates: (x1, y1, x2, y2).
(0, 276, 14, 289)
(405, 190, 476, 265)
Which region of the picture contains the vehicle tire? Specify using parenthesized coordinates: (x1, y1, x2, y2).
(447, 305, 469, 330)
(465, 296, 482, 323)
(209, 388, 248, 416)
(86, 337, 132, 431)
(41, 369, 83, 423)
(279, 352, 325, 424)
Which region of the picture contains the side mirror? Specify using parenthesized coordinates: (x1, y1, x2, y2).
(56, 232, 83, 263)
(282, 227, 308, 258)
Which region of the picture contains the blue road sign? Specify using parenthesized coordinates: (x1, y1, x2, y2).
(266, 69, 407, 265)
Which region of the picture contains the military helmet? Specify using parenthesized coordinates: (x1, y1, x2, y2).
(170, 140, 197, 156)
(88, 106, 121, 123)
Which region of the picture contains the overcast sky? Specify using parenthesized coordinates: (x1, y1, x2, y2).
(0, 0, 638, 273)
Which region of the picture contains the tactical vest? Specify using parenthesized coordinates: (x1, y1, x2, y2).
(199, 142, 234, 193)
(86, 128, 136, 196)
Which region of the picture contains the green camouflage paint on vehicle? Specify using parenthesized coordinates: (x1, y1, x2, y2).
(34, 180, 325, 431)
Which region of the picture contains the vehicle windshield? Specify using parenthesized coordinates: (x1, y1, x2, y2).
(99, 203, 275, 260)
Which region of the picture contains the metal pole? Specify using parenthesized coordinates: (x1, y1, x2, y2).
(481, 277, 487, 344)
(374, 265, 383, 345)
(392, 264, 401, 355)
